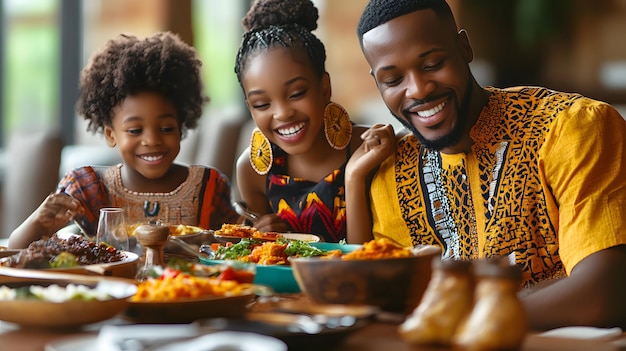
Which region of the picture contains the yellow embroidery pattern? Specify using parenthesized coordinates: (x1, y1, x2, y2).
(395, 87, 576, 287)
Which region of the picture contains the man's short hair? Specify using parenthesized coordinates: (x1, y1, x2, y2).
(357, 0, 455, 43)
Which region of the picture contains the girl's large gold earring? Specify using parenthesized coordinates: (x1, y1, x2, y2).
(249, 127, 273, 175)
(324, 102, 352, 150)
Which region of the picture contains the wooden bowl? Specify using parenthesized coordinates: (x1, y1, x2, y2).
(124, 294, 255, 324)
(291, 245, 441, 314)
(0, 278, 137, 329)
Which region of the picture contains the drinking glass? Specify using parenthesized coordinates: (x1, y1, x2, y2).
(96, 207, 129, 251)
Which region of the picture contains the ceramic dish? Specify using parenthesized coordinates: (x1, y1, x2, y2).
(124, 293, 255, 324)
(155, 331, 288, 351)
(45, 331, 287, 351)
(309, 242, 362, 252)
(213, 232, 321, 244)
(166, 226, 214, 247)
(280, 233, 321, 242)
(196, 309, 370, 350)
(50, 251, 139, 278)
(212, 233, 279, 244)
(45, 335, 96, 351)
(200, 242, 361, 293)
(126, 224, 208, 237)
(0, 250, 21, 259)
(540, 326, 624, 340)
(167, 224, 210, 237)
(0, 279, 137, 329)
(291, 245, 442, 313)
(127, 224, 213, 246)
(0, 250, 139, 278)
(271, 300, 380, 319)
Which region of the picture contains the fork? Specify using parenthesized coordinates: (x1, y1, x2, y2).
(232, 201, 260, 222)
(56, 187, 91, 238)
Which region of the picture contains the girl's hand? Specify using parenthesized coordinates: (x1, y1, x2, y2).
(346, 124, 397, 180)
(253, 213, 291, 234)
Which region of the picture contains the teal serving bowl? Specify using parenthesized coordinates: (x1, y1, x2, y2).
(199, 242, 360, 293)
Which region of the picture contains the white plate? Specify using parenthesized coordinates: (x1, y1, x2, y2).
(214, 232, 321, 243)
(46, 331, 287, 351)
(45, 335, 96, 351)
(540, 326, 623, 340)
(281, 233, 321, 242)
(155, 331, 287, 351)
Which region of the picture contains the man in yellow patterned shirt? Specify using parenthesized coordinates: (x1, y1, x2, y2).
(346, 0, 626, 331)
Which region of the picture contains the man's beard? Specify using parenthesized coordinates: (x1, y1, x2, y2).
(393, 79, 474, 151)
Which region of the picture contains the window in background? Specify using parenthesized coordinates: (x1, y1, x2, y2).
(1, 0, 59, 140)
(192, 0, 246, 110)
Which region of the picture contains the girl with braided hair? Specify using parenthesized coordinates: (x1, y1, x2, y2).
(234, 0, 370, 243)
(9, 32, 240, 249)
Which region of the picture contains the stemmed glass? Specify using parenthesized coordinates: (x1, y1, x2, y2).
(96, 207, 129, 251)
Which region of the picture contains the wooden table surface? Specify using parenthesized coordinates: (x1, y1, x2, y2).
(1, 259, 625, 351)
(2, 316, 626, 351)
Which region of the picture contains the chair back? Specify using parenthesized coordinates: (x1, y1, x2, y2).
(1, 129, 63, 237)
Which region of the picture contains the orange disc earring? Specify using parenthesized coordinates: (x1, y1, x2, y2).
(324, 102, 352, 150)
(249, 127, 273, 175)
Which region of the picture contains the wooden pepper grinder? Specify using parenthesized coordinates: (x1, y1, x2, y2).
(134, 223, 170, 281)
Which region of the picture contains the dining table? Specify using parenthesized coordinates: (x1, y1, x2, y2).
(2, 237, 626, 351)
(1, 295, 626, 351)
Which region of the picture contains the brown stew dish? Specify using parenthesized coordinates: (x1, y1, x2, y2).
(0, 234, 125, 269)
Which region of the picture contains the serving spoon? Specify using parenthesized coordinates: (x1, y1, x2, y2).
(168, 236, 215, 260)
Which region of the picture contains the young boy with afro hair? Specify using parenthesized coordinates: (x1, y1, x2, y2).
(9, 32, 240, 249)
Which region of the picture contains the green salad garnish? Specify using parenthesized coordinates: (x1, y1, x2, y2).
(0, 284, 113, 302)
(166, 257, 195, 274)
(284, 240, 326, 257)
(49, 252, 79, 268)
(214, 238, 332, 261)
(215, 238, 256, 260)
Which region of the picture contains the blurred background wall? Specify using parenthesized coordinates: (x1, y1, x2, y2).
(320, 0, 626, 123)
(0, 0, 625, 235)
(2, 0, 625, 146)
(2, 0, 626, 143)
